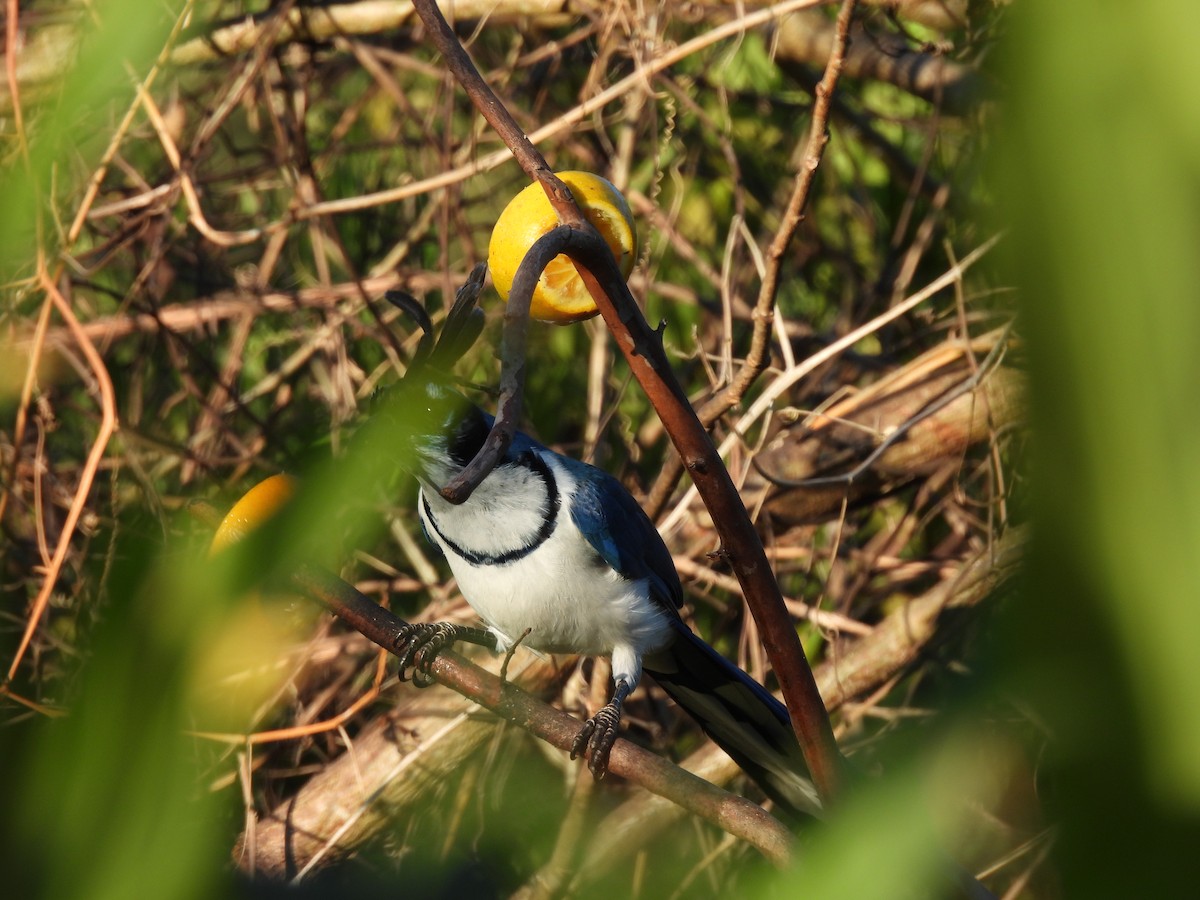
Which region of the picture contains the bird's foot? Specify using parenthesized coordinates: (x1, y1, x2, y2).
(570, 679, 633, 779)
(393, 622, 496, 687)
(571, 703, 622, 778)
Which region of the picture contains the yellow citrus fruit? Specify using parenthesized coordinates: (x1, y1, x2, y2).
(210, 473, 298, 554)
(488, 171, 637, 324)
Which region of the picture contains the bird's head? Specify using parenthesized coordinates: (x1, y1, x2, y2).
(386, 376, 490, 476)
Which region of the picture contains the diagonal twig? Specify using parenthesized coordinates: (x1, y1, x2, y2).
(6, 268, 118, 685)
(648, 0, 862, 516)
(658, 234, 1002, 535)
(763, 323, 1013, 489)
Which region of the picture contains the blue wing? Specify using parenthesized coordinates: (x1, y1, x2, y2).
(562, 457, 683, 613)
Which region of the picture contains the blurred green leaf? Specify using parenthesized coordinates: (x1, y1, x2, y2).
(998, 0, 1200, 893)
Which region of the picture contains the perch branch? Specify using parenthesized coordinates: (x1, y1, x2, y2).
(287, 565, 793, 864)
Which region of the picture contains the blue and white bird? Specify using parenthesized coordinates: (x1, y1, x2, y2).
(376, 373, 819, 819)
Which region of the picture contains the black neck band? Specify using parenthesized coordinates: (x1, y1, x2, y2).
(422, 452, 561, 566)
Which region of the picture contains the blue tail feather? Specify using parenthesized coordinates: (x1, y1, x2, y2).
(644, 618, 821, 819)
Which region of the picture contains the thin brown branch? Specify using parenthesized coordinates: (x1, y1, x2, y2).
(577, 243, 845, 801)
(409, 0, 582, 224)
(7, 269, 118, 684)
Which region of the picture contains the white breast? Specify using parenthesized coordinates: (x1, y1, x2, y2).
(418, 453, 674, 687)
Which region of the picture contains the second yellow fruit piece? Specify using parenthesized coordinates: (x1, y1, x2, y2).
(210, 473, 298, 554)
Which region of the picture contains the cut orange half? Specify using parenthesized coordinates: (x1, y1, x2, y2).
(488, 171, 638, 325)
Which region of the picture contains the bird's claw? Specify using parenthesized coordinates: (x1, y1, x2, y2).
(570, 701, 623, 780)
(393, 622, 461, 688)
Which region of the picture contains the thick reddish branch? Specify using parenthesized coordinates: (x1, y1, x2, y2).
(410, 0, 846, 802)
(410, 0, 581, 225)
(567, 236, 845, 800)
